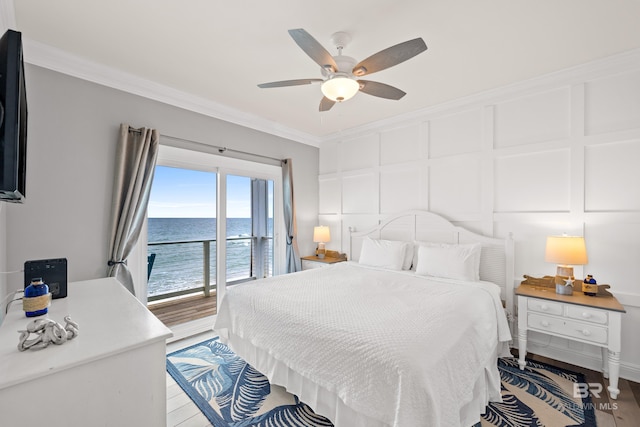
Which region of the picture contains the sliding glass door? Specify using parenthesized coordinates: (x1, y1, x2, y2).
(141, 145, 282, 324)
(146, 166, 217, 302)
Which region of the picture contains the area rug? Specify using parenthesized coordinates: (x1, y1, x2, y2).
(477, 357, 597, 427)
(166, 337, 333, 426)
(167, 337, 596, 427)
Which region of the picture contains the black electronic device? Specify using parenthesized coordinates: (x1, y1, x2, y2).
(24, 258, 68, 299)
(0, 29, 28, 202)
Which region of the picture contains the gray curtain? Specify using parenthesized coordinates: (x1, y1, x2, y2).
(107, 124, 160, 294)
(282, 159, 302, 273)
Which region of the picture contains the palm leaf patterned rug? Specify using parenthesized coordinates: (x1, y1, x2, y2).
(477, 357, 597, 427)
(167, 337, 596, 427)
(167, 337, 333, 426)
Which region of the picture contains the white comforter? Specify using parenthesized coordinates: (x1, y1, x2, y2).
(214, 262, 511, 427)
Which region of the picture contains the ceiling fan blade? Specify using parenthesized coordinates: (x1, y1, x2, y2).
(288, 29, 338, 73)
(357, 80, 406, 100)
(319, 96, 336, 112)
(258, 78, 323, 88)
(352, 38, 427, 77)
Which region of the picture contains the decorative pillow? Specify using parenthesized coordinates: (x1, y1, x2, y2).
(414, 242, 482, 281)
(359, 238, 408, 271)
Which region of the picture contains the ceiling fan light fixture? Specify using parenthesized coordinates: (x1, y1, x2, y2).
(321, 76, 359, 102)
(259, 29, 428, 112)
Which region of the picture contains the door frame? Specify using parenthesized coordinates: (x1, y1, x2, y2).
(132, 145, 284, 306)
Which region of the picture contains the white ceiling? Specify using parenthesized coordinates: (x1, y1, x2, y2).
(9, 0, 640, 144)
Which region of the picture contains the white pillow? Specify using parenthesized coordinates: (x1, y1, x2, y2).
(414, 242, 481, 281)
(411, 240, 475, 271)
(359, 238, 408, 271)
(411, 240, 438, 271)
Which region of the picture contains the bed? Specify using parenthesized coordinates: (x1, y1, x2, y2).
(214, 211, 514, 427)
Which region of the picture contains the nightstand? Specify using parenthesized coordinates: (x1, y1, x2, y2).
(301, 255, 346, 270)
(515, 284, 626, 399)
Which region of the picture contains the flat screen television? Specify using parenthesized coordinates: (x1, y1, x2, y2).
(0, 29, 28, 203)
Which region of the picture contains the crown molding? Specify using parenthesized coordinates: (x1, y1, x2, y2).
(22, 38, 322, 148)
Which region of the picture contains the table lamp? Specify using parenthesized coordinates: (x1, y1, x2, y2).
(313, 226, 330, 259)
(545, 235, 588, 281)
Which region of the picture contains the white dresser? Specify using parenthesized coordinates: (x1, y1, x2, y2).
(0, 277, 173, 426)
(515, 284, 625, 399)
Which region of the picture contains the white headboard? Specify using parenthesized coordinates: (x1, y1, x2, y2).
(349, 210, 515, 312)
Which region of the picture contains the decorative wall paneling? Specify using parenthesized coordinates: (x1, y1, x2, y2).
(318, 49, 640, 382)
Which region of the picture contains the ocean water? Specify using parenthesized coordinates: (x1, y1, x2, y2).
(147, 218, 268, 297)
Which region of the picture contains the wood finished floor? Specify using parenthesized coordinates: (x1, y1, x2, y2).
(165, 333, 640, 427)
(149, 293, 217, 328)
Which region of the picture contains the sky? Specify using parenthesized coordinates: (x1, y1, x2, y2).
(148, 166, 251, 218)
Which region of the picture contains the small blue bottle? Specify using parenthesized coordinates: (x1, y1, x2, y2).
(24, 277, 50, 317)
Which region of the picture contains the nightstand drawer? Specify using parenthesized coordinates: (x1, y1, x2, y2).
(566, 305, 608, 325)
(527, 313, 563, 333)
(301, 259, 326, 270)
(562, 318, 608, 344)
(527, 299, 563, 316)
(301, 256, 346, 270)
(528, 313, 608, 345)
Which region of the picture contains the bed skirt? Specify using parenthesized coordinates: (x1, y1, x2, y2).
(218, 329, 505, 427)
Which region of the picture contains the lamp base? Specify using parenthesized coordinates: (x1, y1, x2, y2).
(556, 265, 574, 278)
(317, 243, 326, 259)
(554, 274, 574, 294)
(556, 283, 573, 295)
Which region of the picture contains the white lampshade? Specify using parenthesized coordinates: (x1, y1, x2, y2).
(313, 226, 331, 243)
(321, 76, 359, 102)
(545, 235, 588, 278)
(545, 236, 588, 265)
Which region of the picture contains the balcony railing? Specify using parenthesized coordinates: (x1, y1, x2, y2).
(147, 236, 272, 303)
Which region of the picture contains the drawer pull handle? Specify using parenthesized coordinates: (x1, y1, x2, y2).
(581, 329, 591, 336)
(582, 312, 592, 319)
(540, 304, 548, 311)
(541, 321, 550, 327)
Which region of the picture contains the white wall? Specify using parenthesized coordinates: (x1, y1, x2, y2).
(319, 49, 640, 382)
(0, 203, 6, 324)
(1, 64, 318, 295)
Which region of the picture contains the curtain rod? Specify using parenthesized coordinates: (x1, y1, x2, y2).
(126, 127, 285, 165)
(160, 133, 283, 164)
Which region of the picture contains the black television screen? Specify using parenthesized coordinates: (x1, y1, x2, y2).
(0, 29, 28, 202)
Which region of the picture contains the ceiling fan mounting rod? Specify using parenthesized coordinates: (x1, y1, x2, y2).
(330, 31, 352, 52)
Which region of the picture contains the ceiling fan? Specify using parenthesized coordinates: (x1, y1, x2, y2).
(258, 29, 428, 112)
